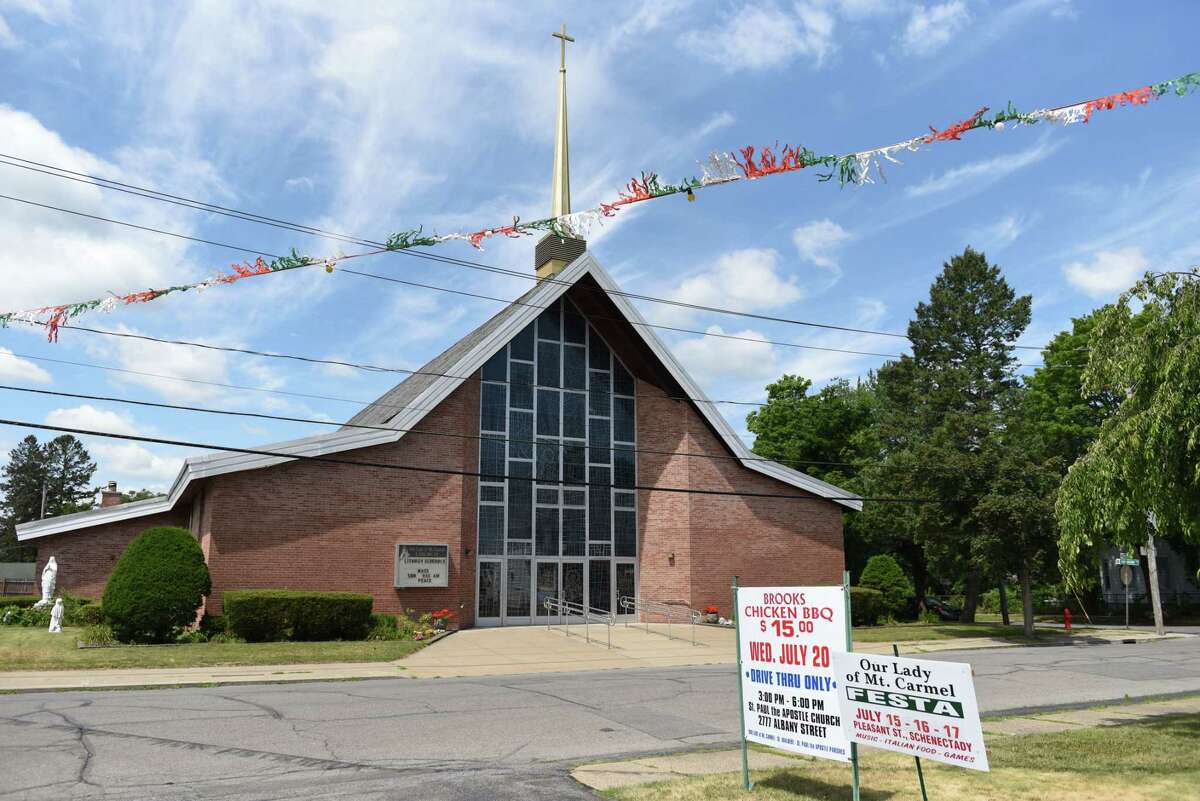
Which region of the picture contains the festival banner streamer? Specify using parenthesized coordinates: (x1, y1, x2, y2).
(3, 70, 1198, 340)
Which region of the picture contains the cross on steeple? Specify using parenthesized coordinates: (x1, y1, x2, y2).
(552, 23, 574, 72)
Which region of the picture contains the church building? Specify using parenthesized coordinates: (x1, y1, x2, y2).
(16, 30, 858, 627)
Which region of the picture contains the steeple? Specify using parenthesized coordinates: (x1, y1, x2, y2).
(535, 22, 587, 279)
(550, 22, 572, 218)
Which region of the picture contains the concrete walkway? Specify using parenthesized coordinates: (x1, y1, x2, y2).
(0, 623, 1179, 692)
(571, 694, 1200, 791)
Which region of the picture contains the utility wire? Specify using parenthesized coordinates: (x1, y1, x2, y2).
(0, 383, 954, 474)
(1, 418, 945, 504)
(8, 317, 1053, 414)
(0, 169, 1063, 352)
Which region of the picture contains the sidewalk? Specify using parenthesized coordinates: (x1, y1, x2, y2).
(0, 624, 1182, 692)
(570, 694, 1200, 791)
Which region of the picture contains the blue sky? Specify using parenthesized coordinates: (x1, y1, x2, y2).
(0, 0, 1197, 495)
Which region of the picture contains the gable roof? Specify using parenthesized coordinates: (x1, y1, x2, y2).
(17, 252, 860, 541)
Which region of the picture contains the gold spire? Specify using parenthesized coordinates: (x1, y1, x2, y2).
(535, 23, 586, 279)
(550, 22, 574, 217)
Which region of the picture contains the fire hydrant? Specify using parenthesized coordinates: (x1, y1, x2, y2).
(1063, 608, 1072, 632)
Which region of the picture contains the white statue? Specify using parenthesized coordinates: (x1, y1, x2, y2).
(34, 557, 57, 608)
(48, 598, 64, 633)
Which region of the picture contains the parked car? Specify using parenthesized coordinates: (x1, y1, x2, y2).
(923, 596, 961, 622)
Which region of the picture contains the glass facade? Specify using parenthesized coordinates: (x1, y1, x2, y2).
(476, 297, 637, 623)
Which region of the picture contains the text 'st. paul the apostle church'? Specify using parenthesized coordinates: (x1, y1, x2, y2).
(17, 26, 859, 626)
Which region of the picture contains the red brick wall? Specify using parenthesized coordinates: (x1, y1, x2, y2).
(33, 508, 192, 601)
(26, 320, 845, 629)
(201, 378, 480, 625)
(635, 382, 845, 620)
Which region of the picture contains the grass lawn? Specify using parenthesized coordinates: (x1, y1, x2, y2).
(606, 714, 1200, 801)
(850, 621, 1075, 643)
(0, 626, 426, 671)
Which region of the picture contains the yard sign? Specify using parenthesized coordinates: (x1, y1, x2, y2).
(735, 584, 851, 762)
(832, 651, 989, 771)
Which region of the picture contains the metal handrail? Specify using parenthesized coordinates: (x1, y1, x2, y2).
(618, 596, 701, 646)
(544, 597, 615, 649)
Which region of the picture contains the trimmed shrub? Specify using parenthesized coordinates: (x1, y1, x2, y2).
(73, 602, 106, 627)
(849, 587, 884, 627)
(0, 595, 43, 609)
(224, 590, 374, 642)
(102, 526, 211, 644)
(859, 555, 915, 619)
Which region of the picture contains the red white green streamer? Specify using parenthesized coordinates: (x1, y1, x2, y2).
(3, 70, 1197, 340)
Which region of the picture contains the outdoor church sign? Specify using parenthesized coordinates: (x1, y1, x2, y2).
(735, 584, 851, 762)
(832, 651, 989, 771)
(394, 544, 450, 588)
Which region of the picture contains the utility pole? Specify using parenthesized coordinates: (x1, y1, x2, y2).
(39, 480, 47, 519)
(1145, 512, 1165, 636)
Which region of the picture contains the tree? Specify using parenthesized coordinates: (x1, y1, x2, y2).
(0, 435, 96, 561)
(0, 437, 45, 561)
(118, 489, 160, 504)
(1023, 311, 1120, 467)
(746, 375, 882, 577)
(858, 554, 914, 619)
(973, 404, 1062, 637)
(42, 436, 97, 516)
(869, 248, 1032, 622)
(102, 526, 211, 643)
(1057, 270, 1200, 626)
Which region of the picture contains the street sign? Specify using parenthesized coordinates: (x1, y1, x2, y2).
(1119, 565, 1133, 587)
(833, 651, 989, 772)
(1114, 558, 1140, 566)
(736, 585, 851, 762)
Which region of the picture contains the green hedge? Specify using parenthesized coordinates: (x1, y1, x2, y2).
(849, 586, 885, 627)
(0, 595, 42, 609)
(224, 590, 374, 642)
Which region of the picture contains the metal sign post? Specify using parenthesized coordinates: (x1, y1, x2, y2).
(843, 571, 861, 801)
(893, 643, 930, 801)
(1120, 564, 1133, 629)
(732, 575, 753, 792)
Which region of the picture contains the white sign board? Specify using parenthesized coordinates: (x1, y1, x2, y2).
(394, 544, 449, 588)
(832, 651, 989, 771)
(737, 586, 851, 762)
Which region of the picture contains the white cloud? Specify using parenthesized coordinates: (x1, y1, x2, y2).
(900, 2, 971, 56)
(905, 139, 1059, 199)
(0, 16, 17, 48)
(792, 219, 852, 271)
(777, 298, 896, 384)
(87, 441, 183, 488)
(674, 325, 779, 384)
(660, 248, 804, 325)
(81, 324, 231, 403)
(45, 404, 138, 436)
(1062, 248, 1149, 298)
(969, 213, 1032, 250)
(680, 3, 837, 72)
(696, 111, 736, 140)
(0, 105, 210, 315)
(0, 347, 51, 383)
(283, 175, 314, 192)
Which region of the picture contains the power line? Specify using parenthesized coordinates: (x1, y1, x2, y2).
(0, 173, 1061, 352)
(0, 383, 944, 473)
(1, 417, 941, 504)
(10, 315, 1053, 417)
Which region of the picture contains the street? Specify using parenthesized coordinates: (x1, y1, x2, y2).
(2, 637, 1198, 800)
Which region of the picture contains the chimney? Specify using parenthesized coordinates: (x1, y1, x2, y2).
(100, 481, 121, 508)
